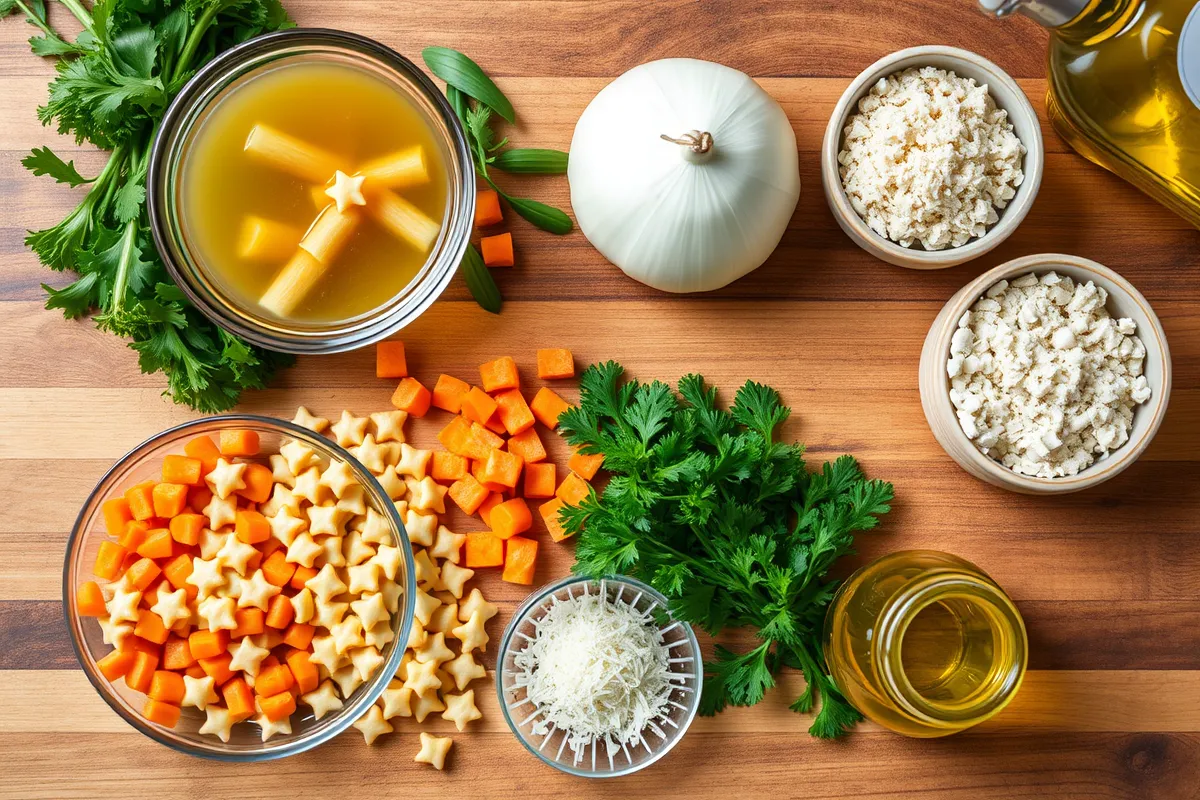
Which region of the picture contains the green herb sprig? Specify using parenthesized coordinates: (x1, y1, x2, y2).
(6, 0, 295, 412)
(559, 362, 894, 738)
(422, 46, 572, 313)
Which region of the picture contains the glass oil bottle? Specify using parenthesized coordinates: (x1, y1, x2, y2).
(981, 0, 1200, 227)
(823, 550, 1027, 737)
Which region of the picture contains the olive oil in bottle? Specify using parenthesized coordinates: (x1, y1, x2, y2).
(981, 0, 1200, 228)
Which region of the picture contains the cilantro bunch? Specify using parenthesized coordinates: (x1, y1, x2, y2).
(5, 0, 295, 412)
(559, 362, 894, 737)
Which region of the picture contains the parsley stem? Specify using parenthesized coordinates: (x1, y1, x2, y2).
(55, 0, 93, 34)
(15, 0, 59, 41)
(171, 3, 222, 85)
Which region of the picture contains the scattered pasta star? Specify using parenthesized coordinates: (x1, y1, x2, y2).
(411, 689, 445, 723)
(330, 615, 366, 655)
(444, 651, 486, 692)
(318, 534, 347, 568)
(413, 549, 440, 587)
(335, 484, 367, 516)
(331, 410, 369, 448)
(414, 631, 454, 666)
(205, 457, 247, 499)
(306, 563, 348, 603)
(236, 569, 281, 610)
(292, 405, 330, 433)
(353, 703, 393, 745)
(325, 169, 367, 213)
(199, 705, 235, 743)
(414, 731, 452, 770)
(403, 657, 442, 696)
(351, 592, 390, 631)
(149, 587, 191, 628)
(343, 530, 376, 567)
(309, 635, 346, 674)
(405, 475, 447, 513)
(413, 588, 440, 627)
(105, 585, 142, 626)
(350, 645, 385, 682)
(358, 507, 393, 545)
(404, 509, 438, 547)
(438, 561, 475, 599)
(301, 680, 344, 721)
(369, 410, 407, 443)
(429, 525, 465, 563)
(347, 561, 383, 595)
(441, 690, 482, 732)
(227, 635, 271, 678)
(269, 453, 296, 488)
(450, 610, 489, 655)
(186, 556, 226, 599)
(332, 664, 365, 697)
(313, 598, 350, 630)
(182, 674, 219, 710)
(459, 588, 498, 624)
(395, 443, 432, 480)
(370, 543, 403, 580)
(376, 465, 407, 500)
(381, 683, 413, 719)
(286, 531, 323, 568)
(279, 439, 319, 475)
(365, 621, 395, 649)
(319, 459, 357, 498)
(255, 712, 293, 742)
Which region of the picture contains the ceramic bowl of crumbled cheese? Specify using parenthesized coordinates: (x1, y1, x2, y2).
(822, 46, 1043, 269)
(920, 254, 1171, 494)
(497, 575, 701, 777)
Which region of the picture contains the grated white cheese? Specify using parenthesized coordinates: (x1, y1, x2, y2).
(838, 66, 1025, 250)
(515, 590, 672, 760)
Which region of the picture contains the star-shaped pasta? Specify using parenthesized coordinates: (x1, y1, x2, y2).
(412, 689, 446, 724)
(413, 587, 440, 626)
(98, 616, 134, 650)
(343, 530, 376, 567)
(150, 587, 191, 628)
(308, 503, 351, 537)
(106, 585, 142, 626)
(365, 621, 395, 650)
(380, 579, 403, 614)
(306, 564, 347, 603)
(352, 703, 392, 745)
(458, 588, 498, 624)
(356, 507, 393, 545)
(199, 528, 228, 560)
(187, 556, 225, 599)
(279, 439, 319, 475)
(300, 679, 344, 720)
(414, 731, 452, 770)
(414, 631, 454, 666)
(397, 651, 413, 682)
(218, 571, 244, 601)
(439, 562, 475, 599)
(375, 465, 407, 500)
(268, 508, 307, 547)
(254, 711, 292, 742)
(228, 635, 271, 678)
(380, 682, 413, 719)
(203, 493, 238, 531)
(216, 535, 258, 576)
(405, 476, 447, 513)
(450, 610, 489, 655)
(350, 434, 387, 475)
(334, 485, 367, 516)
(350, 592, 389, 631)
(309, 635, 347, 673)
(237, 570, 281, 611)
(285, 532, 323, 568)
(331, 664, 365, 698)
(442, 690, 482, 732)
(429, 525, 465, 563)
(444, 651, 486, 691)
(370, 543, 402, 580)
(182, 674, 219, 710)
(404, 509, 437, 547)
(205, 458, 247, 499)
(331, 410, 369, 448)
(412, 549, 439, 588)
(318, 459, 357, 499)
(317, 534, 347, 568)
(427, 602, 457, 634)
(290, 587, 315, 624)
(313, 599, 349, 630)
(199, 705, 235, 742)
(402, 657, 442, 696)
(369, 410, 407, 443)
(269, 454, 296, 488)
(330, 616, 366, 655)
(197, 596, 237, 631)
(259, 483, 302, 518)
(406, 620, 428, 651)
(291, 466, 325, 506)
(350, 644, 384, 682)
(292, 405, 329, 433)
(348, 561, 383, 595)
(394, 443, 432, 480)
(325, 170, 367, 212)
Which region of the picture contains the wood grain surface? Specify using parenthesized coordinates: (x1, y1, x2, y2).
(3, 1, 1200, 798)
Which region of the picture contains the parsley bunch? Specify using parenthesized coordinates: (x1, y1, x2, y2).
(559, 362, 894, 737)
(5, 0, 294, 412)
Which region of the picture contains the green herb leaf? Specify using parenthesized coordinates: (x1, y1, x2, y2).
(492, 148, 568, 174)
(421, 46, 515, 123)
(459, 242, 502, 314)
(22, 146, 93, 186)
(504, 195, 573, 234)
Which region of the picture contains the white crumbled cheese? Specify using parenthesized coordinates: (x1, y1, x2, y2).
(947, 272, 1152, 478)
(514, 590, 672, 761)
(838, 66, 1026, 250)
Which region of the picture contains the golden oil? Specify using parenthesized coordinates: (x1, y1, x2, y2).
(824, 550, 1027, 737)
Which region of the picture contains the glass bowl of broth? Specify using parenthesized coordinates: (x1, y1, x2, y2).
(148, 29, 474, 353)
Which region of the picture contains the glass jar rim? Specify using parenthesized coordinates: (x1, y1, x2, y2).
(146, 28, 474, 354)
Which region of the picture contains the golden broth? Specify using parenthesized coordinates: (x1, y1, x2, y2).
(181, 60, 448, 323)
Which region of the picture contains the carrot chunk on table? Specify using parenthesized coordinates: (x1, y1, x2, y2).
(530, 387, 570, 429)
(540, 498, 573, 542)
(568, 450, 605, 481)
(391, 377, 432, 417)
(493, 389, 535, 435)
(474, 188, 503, 227)
(431, 451, 469, 483)
(501, 536, 538, 585)
(491, 498, 532, 539)
(479, 356, 520, 392)
(376, 340, 408, 378)
(102, 497, 133, 537)
(449, 475, 489, 515)
(523, 462, 556, 499)
(536, 348, 575, 380)
(481, 449, 523, 490)
(480, 232, 514, 267)
(556, 472, 591, 507)
(464, 532, 504, 568)
(507, 427, 547, 464)
(431, 373, 471, 413)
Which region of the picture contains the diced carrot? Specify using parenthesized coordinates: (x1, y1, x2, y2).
(185, 665, 207, 679)
(493, 389, 536, 435)
(161, 553, 194, 591)
(220, 429, 260, 457)
(125, 557, 162, 591)
(286, 650, 319, 694)
(124, 481, 157, 521)
(170, 620, 193, 639)
(231, 608, 265, 639)
(479, 356, 520, 392)
(161, 455, 203, 486)
(438, 415, 473, 456)
(282, 622, 316, 651)
(376, 340, 408, 378)
(462, 422, 505, 461)
(163, 636, 195, 670)
(536, 348, 575, 380)
(474, 188, 503, 227)
(461, 386, 498, 425)
(502, 536, 538, 585)
(260, 655, 280, 671)
(464, 532, 504, 568)
(151, 483, 189, 518)
(148, 670, 186, 704)
(122, 636, 161, 656)
(256, 663, 295, 698)
(142, 578, 165, 610)
(189, 629, 229, 660)
(135, 609, 170, 645)
(258, 690, 297, 722)
(165, 514, 201, 547)
(97, 648, 137, 681)
(484, 413, 508, 435)
(431, 450, 469, 483)
(530, 387, 570, 429)
(523, 462, 556, 498)
(184, 435, 222, 475)
(265, 594, 294, 630)
(261, 550, 296, 588)
(431, 374, 471, 413)
(478, 493, 504, 527)
(223, 676, 255, 720)
(557, 472, 591, 506)
(480, 232, 514, 267)
(102, 497, 133, 537)
(188, 485, 213, 514)
(198, 653, 235, 685)
(125, 649, 159, 693)
(77, 581, 107, 616)
(540, 498, 573, 542)
(119, 519, 150, 551)
(481, 448, 523, 490)
(491, 498, 533, 539)
(142, 698, 181, 728)
(448, 475, 490, 515)
(234, 509, 270, 544)
(136, 529, 174, 560)
(471, 457, 510, 494)
(290, 565, 318, 592)
(507, 427, 547, 464)
(236, 463, 274, 503)
(391, 376, 432, 417)
(569, 450, 605, 481)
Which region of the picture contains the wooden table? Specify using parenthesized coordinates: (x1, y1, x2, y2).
(3, 1, 1199, 797)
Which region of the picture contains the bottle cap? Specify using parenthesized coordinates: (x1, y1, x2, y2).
(977, 0, 1088, 27)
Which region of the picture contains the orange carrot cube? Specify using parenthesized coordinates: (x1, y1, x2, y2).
(480, 232, 514, 267)
(223, 676, 255, 720)
(431, 373, 471, 413)
(474, 188, 503, 227)
(125, 649, 159, 693)
(540, 498, 573, 542)
(161, 455, 203, 486)
(431, 450, 469, 483)
(235, 509, 270, 544)
(219, 429, 260, 457)
(438, 415, 473, 456)
(568, 450, 605, 481)
(507, 427, 547, 464)
(481, 448, 523, 490)
(449, 475, 490, 515)
(530, 387, 570, 429)
(286, 650, 319, 694)
(101, 497, 133, 537)
(282, 622, 316, 651)
(151, 483, 189, 518)
(77, 581, 107, 616)
(125, 556, 162, 590)
(461, 386, 498, 425)
(536, 348, 575, 380)
(523, 462, 556, 498)
(493, 389, 535, 435)
(136, 528, 173, 560)
(502, 536, 538, 585)
(124, 481, 157, 521)
(236, 463, 274, 503)
(478, 493, 504, 527)
(464, 532, 504, 568)
(491, 498, 532, 539)
(148, 670, 186, 704)
(556, 472, 591, 506)
(97, 649, 137, 681)
(376, 340, 408, 378)
(391, 376, 432, 417)
(184, 436, 222, 475)
(479, 356, 520, 392)
(142, 698, 181, 728)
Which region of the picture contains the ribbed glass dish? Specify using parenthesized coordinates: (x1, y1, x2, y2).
(496, 575, 702, 778)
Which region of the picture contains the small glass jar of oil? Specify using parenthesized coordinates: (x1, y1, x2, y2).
(823, 550, 1027, 737)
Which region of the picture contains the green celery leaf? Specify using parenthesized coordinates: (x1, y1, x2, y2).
(492, 148, 568, 174)
(22, 146, 92, 185)
(422, 46, 515, 123)
(42, 273, 100, 318)
(504, 195, 573, 234)
(459, 242, 501, 313)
